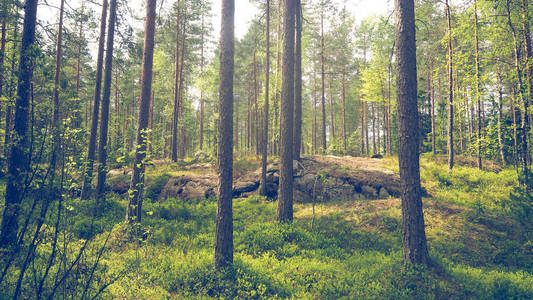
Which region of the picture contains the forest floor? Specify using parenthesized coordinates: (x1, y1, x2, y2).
(6, 154, 533, 299)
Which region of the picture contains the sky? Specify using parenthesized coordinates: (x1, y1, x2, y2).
(38, 0, 392, 44)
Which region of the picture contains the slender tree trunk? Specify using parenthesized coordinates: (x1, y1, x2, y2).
(0, 18, 5, 138)
(313, 72, 317, 154)
(81, 0, 108, 200)
(342, 71, 347, 152)
(329, 79, 335, 140)
(4, 23, 17, 160)
(48, 0, 66, 196)
(214, 0, 234, 270)
(278, 0, 295, 222)
(148, 77, 155, 154)
(372, 102, 376, 154)
(474, 0, 482, 169)
(506, 0, 528, 185)
(320, 11, 326, 153)
(364, 101, 369, 155)
(430, 61, 436, 155)
(497, 73, 506, 166)
(520, 0, 531, 187)
(260, 0, 270, 196)
(171, 2, 181, 162)
(293, 0, 302, 161)
(95, 0, 117, 202)
(446, 0, 454, 170)
(127, 0, 156, 223)
(0, 0, 39, 248)
(394, 0, 429, 266)
(177, 13, 187, 159)
(199, 14, 205, 150)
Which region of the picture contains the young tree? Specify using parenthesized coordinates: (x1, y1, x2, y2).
(277, 0, 295, 222)
(445, 0, 454, 170)
(293, 0, 302, 161)
(127, 0, 157, 222)
(394, 0, 430, 265)
(80, 0, 108, 200)
(0, 0, 39, 248)
(259, 0, 270, 196)
(95, 0, 118, 201)
(215, 0, 234, 270)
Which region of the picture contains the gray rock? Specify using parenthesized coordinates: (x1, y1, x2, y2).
(378, 187, 390, 198)
(361, 185, 378, 198)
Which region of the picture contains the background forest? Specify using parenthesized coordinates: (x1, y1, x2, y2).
(0, 0, 532, 298)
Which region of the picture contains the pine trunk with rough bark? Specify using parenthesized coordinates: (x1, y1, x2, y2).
(293, 0, 302, 161)
(214, 0, 234, 270)
(259, 0, 270, 196)
(277, 0, 295, 222)
(446, 0, 454, 170)
(127, 0, 157, 223)
(0, 0, 39, 248)
(95, 0, 118, 202)
(394, 0, 430, 266)
(171, 2, 181, 162)
(81, 0, 108, 200)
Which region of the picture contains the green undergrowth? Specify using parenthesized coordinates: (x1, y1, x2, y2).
(15, 156, 533, 299)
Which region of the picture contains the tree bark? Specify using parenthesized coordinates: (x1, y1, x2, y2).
(127, 0, 157, 223)
(214, 0, 234, 270)
(520, 0, 531, 187)
(4, 22, 17, 160)
(259, 0, 270, 196)
(497, 73, 506, 166)
(48, 0, 66, 196)
(95, 0, 118, 202)
(81, 0, 108, 200)
(445, 0, 454, 170)
(474, 0, 482, 169)
(293, 0, 302, 161)
(320, 11, 326, 153)
(171, 2, 181, 162)
(394, 0, 429, 265)
(199, 14, 205, 150)
(0, 0, 39, 248)
(277, 0, 295, 222)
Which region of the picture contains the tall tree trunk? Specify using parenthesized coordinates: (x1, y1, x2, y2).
(214, 0, 234, 270)
(199, 14, 205, 150)
(329, 78, 335, 140)
(0, 0, 39, 248)
(177, 13, 187, 159)
(313, 72, 317, 154)
(293, 0, 302, 161)
(506, 0, 528, 185)
(95, 0, 117, 202)
(474, 0, 482, 169)
(372, 102, 376, 154)
(4, 23, 17, 160)
(127, 0, 156, 222)
(446, 0, 454, 170)
(277, 0, 295, 222)
(81, 0, 108, 200)
(259, 0, 270, 196)
(320, 11, 326, 153)
(48, 0, 66, 196)
(395, 0, 429, 265)
(520, 0, 531, 187)
(342, 71, 347, 152)
(0, 18, 6, 138)
(430, 61, 436, 155)
(171, 2, 181, 162)
(497, 73, 506, 166)
(364, 101, 369, 155)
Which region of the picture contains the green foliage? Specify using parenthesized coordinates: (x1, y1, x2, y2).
(144, 173, 170, 202)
